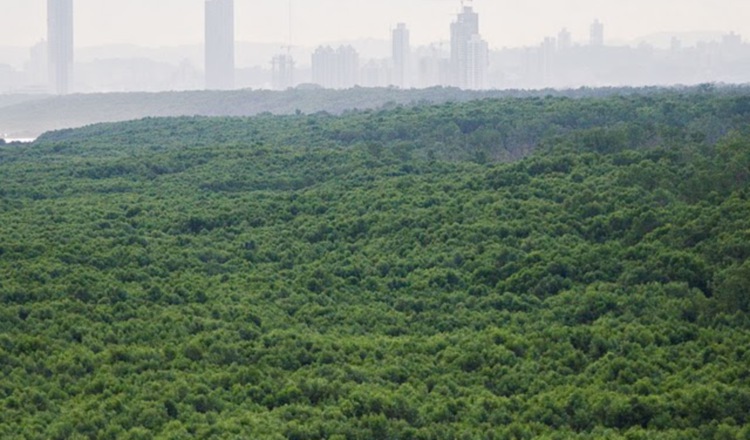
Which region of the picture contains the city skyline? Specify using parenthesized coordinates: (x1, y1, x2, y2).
(1, 1, 749, 94)
(1, 0, 748, 52)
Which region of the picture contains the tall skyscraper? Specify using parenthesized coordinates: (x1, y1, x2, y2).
(590, 20, 604, 47)
(205, 0, 235, 90)
(392, 23, 411, 88)
(47, 0, 74, 95)
(450, 5, 481, 89)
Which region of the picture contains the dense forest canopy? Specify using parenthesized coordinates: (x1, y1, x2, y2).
(1, 92, 749, 439)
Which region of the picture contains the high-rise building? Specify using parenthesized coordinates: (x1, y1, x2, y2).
(466, 34, 489, 90)
(311, 45, 359, 89)
(47, 0, 74, 95)
(311, 46, 336, 88)
(450, 5, 482, 88)
(27, 41, 49, 88)
(558, 28, 572, 51)
(205, 0, 235, 90)
(416, 44, 449, 88)
(590, 20, 604, 47)
(722, 32, 743, 51)
(539, 37, 557, 83)
(392, 23, 411, 88)
(361, 59, 392, 88)
(271, 54, 295, 90)
(337, 46, 359, 89)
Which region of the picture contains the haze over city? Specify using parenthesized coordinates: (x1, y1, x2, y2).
(1, 0, 749, 95)
(3, 0, 749, 51)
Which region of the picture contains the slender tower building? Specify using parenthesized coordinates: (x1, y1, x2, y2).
(392, 23, 411, 88)
(450, 4, 479, 88)
(205, 0, 235, 90)
(47, 0, 74, 95)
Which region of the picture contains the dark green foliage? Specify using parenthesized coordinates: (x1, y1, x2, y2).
(714, 261, 750, 313)
(1, 92, 749, 439)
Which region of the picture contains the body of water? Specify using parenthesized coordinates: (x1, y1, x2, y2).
(2, 138, 35, 143)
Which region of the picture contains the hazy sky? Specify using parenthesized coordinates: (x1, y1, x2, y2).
(2, 0, 748, 49)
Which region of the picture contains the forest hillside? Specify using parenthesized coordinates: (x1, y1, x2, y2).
(1, 92, 749, 439)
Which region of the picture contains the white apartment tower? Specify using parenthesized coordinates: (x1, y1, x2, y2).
(311, 46, 337, 88)
(311, 46, 360, 89)
(205, 0, 235, 90)
(392, 23, 411, 88)
(47, 0, 74, 95)
(451, 5, 487, 89)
